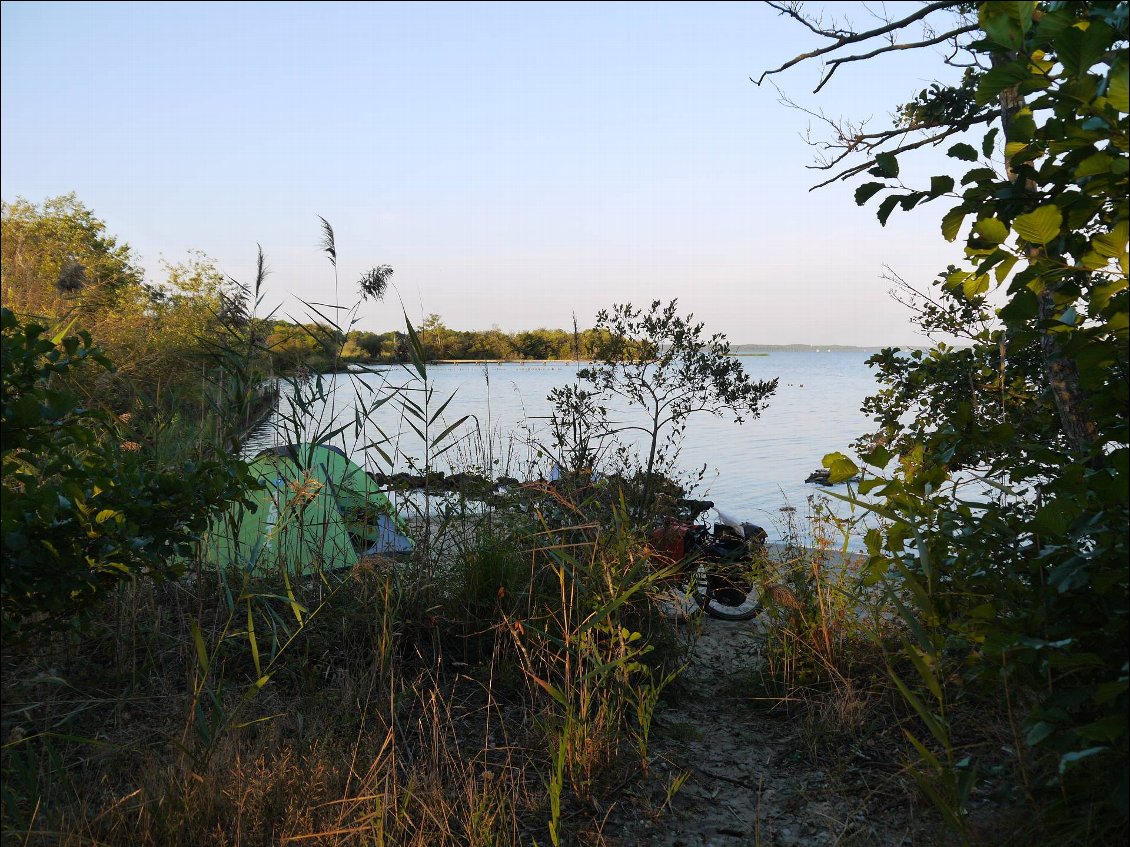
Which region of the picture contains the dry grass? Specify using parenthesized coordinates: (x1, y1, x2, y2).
(1, 502, 687, 847)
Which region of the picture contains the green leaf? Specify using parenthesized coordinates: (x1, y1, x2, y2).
(430, 414, 472, 451)
(1109, 309, 1130, 336)
(404, 313, 427, 380)
(977, 61, 1032, 105)
(877, 194, 901, 226)
(981, 127, 1000, 158)
(979, 2, 1035, 49)
(941, 207, 967, 242)
(1095, 679, 1129, 705)
(994, 253, 1019, 283)
(1030, 502, 1071, 536)
(858, 477, 886, 495)
(1057, 20, 1115, 79)
(855, 182, 886, 205)
(973, 218, 1009, 245)
(1013, 205, 1063, 244)
(190, 618, 210, 675)
(246, 601, 262, 679)
(1026, 721, 1057, 746)
(981, 9, 1023, 50)
(1091, 222, 1129, 258)
(1090, 278, 1127, 312)
(50, 315, 81, 346)
(961, 167, 997, 186)
(963, 274, 990, 300)
(94, 509, 119, 524)
(1076, 715, 1129, 744)
(890, 672, 949, 750)
(928, 175, 954, 197)
(945, 270, 971, 292)
(821, 451, 859, 484)
(1106, 57, 1129, 113)
(873, 153, 900, 178)
(948, 143, 978, 162)
(899, 192, 926, 212)
(861, 444, 891, 469)
(1005, 140, 1029, 160)
(1076, 152, 1114, 177)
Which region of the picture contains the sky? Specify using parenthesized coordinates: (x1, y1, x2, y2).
(1, 1, 974, 345)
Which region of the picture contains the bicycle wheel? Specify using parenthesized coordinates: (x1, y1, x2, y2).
(687, 565, 764, 622)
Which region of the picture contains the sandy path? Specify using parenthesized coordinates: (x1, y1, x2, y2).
(601, 617, 934, 847)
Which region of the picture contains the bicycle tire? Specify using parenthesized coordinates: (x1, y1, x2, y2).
(687, 566, 765, 622)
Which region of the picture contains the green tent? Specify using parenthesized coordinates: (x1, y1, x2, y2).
(201, 443, 413, 576)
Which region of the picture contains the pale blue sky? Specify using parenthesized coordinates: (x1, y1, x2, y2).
(2, 1, 971, 344)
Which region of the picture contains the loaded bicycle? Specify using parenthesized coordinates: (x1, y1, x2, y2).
(651, 498, 769, 621)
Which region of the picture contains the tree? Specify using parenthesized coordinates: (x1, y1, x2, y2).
(1, 194, 142, 320)
(344, 330, 387, 360)
(515, 328, 558, 360)
(763, 0, 1128, 831)
(569, 300, 777, 513)
(0, 196, 265, 417)
(419, 313, 457, 360)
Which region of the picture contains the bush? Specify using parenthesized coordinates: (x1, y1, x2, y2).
(0, 307, 250, 638)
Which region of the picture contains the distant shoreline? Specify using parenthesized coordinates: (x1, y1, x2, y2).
(730, 343, 926, 353)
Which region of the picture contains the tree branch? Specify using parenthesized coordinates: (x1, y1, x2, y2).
(753, 1, 965, 86)
(814, 23, 979, 93)
(808, 109, 1001, 190)
(763, 1, 855, 40)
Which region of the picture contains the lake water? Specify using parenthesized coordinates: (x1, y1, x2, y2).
(245, 351, 883, 543)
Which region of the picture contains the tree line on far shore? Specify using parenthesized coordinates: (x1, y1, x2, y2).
(274, 317, 629, 371)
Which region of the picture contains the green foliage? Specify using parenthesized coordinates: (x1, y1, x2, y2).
(1, 195, 271, 420)
(770, 0, 1128, 836)
(0, 308, 250, 638)
(335, 318, 619, 364)
(568, 299, 778, 514)
(0, 194, 142, 315)
(265, 320, 346, 371)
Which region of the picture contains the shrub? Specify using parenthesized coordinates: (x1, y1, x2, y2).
(0, 307, 250, 638)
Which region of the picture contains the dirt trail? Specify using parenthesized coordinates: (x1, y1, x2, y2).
(602, 618, 935, 847)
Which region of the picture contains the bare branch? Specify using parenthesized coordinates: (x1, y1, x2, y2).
(882, 266, 996, 342)
(807, 109, 1001, 190)
(763, 1, 855, 40)
(769, 81, 1000, 188)
(814, 23, 979, 93)
(753, 1, 964, 86)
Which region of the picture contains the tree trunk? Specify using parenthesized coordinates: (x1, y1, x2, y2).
(1037, 289, 1100, 451)
(995, 55, 1097, 454)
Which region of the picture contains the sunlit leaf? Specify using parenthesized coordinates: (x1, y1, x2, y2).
(974, 218, 1009, 245)
(941, 207, 967, 242)
(1013, 205, 1062, 244)
(821, 452, 859, 484)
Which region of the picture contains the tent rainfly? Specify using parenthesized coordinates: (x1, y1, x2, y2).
(201, 443, 413, 576)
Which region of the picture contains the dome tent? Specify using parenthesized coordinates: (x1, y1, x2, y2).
(201, 443, 412, 576)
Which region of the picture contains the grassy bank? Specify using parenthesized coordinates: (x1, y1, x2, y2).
(0, 481, 689, 845)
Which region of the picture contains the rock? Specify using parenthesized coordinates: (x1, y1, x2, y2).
(804, 469, 832, 485)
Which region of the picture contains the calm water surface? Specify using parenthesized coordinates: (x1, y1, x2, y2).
(246, 352, 881, 541)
